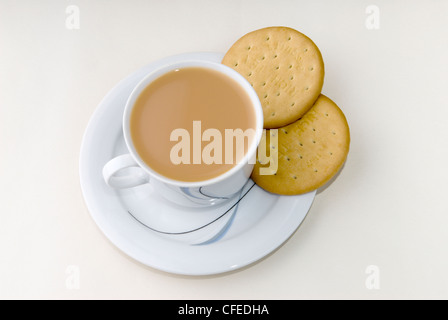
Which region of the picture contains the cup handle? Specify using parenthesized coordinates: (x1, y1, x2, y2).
(102, 154, 149, 189)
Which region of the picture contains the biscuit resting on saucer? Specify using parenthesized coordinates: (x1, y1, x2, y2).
(251, 95, 350, 195)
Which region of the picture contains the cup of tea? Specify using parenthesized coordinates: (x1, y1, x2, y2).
(102, 59, 263, 207)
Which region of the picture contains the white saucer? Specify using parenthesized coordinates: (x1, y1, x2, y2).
(79, 52, 316, 275)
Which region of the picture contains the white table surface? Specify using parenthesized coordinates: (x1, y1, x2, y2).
(1, 0, 448, 299)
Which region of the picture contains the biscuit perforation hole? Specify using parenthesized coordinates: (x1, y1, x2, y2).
(293, 176, 297, 179)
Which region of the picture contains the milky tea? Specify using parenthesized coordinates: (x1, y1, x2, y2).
(130, 67, 257, 182)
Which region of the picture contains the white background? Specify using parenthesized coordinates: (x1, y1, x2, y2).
(1, 0, 448, 299)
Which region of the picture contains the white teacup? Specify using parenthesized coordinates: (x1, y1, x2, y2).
(102, 60, 263, 207)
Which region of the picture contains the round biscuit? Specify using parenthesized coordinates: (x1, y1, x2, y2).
(251, 95, 350, 195)
(222, 26, 325, 129)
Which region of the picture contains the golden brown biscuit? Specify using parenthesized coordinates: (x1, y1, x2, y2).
(222, 26, 325, 129)
(251, 95, 350, 195)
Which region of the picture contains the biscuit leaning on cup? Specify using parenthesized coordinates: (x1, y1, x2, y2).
(222, 26, 325, 129)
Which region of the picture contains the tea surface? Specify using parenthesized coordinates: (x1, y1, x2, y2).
(130, 67, 256, 182)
